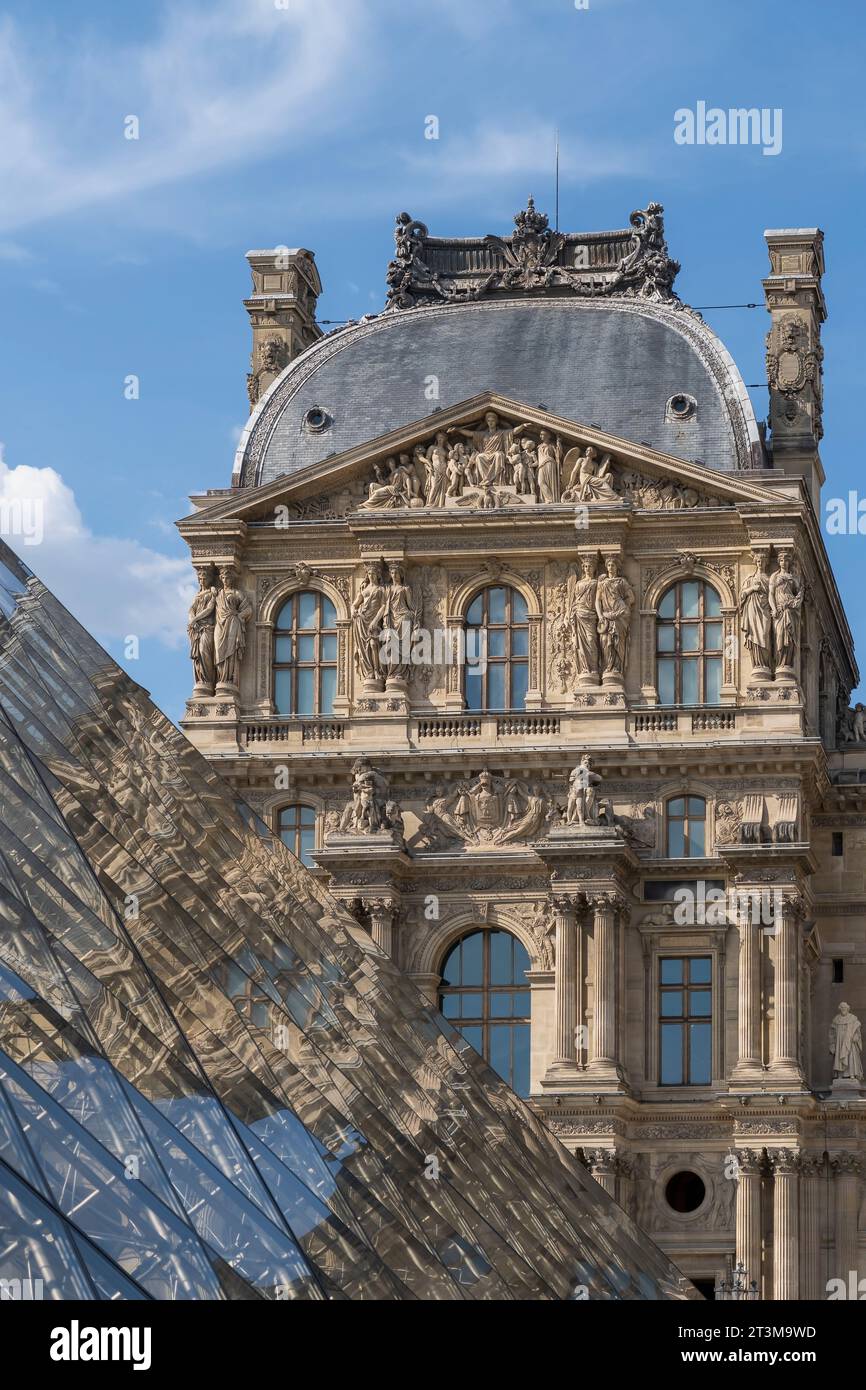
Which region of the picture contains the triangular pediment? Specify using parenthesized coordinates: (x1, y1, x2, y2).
(179, 392, 780, 530)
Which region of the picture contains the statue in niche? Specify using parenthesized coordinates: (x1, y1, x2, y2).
(568, 558, 601, 683)
(337, 758, 402, 836)
(739, 551, 772, 678)
(351, 561, 388, 689)
(187, 565, 218, 693)
(595, 556, 634, 679)
(214, 567, 252, 689)
(562, 446, 619, 503)
(566, 755, 603, 827)
(829, 1002, 863, 1083)
(769, 550, 803, 677)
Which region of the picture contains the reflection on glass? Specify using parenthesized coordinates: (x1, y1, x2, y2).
(0, 539, 697, 1303)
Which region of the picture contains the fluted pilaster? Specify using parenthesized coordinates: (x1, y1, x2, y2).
(734, 1147, 764, 1295)
(769, 1148, 800, 1300)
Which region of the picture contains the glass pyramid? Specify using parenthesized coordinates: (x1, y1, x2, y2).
(0, 542, 696, 1301)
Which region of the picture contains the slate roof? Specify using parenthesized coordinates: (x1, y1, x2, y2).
(233, 297, 762, 488)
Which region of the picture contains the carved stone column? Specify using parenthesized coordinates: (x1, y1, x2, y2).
(769, 1149, 800, 1300)
(831, 1153, 861, 1288)
(734, 1148, 764, 1295)
(770, 894, 805, 1086)
(587, 1148, 617, 1198)
(587, 892, 625, 1085)
(368, 898, 396, 958)
(731, 899, 763, 1084)
(799, 1155, 824, 1300)
(550, 895, 579, 1069)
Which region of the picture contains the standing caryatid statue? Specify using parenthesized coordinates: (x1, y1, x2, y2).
(595, 556, 634, 682)
(187, 565, 218, 694)
(351, 561, 388, 691)
(829, 1002, 863, 1083)
(570, 557, 601, 685)
(566, 754, 603, 827)
(214, 567, 252, 691)
(769, 550, 804, 680)
(382, 561, 421, 687)
(739, 550, 772, 680)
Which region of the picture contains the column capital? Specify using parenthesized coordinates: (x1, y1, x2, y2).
(768, 1147, 801, 1176)
(586, 888, 630, 917)
(551, 892, 582, 918)
(733, 1147, 765, 1178)
(800, 1155, 825, 1181)
(585, 1147, 618, 1177)
(830, 1151, 862, 1177)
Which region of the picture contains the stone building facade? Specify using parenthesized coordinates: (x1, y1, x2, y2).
(178, 202, 866, 1300)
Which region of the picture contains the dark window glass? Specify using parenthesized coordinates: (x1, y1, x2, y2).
(273, 592, 337, 716)
(656, 580, 723, 705)
(832, 832, 844, 857)
(666, 796, 706, 858)
(659, 957, 713, 1086)
(464, 587, 529, 712)
(278, 804, 317, 868)
(439, 930, 531, 1096)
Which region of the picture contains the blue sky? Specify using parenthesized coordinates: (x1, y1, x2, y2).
(0, 0, 864, 721)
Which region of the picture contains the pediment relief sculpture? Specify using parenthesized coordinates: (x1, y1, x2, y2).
(355, 412, 724, 515)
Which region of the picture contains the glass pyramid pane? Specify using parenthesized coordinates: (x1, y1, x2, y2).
(0, 541, 697, 1301)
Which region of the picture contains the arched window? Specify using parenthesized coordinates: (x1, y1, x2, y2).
(465, 586, 529, 712)
(278, 803, 317, 867)
(666, 796, 706, 857)
(656, 579, 723, 705)
(438, 929, 531, 1096)
(273, 591, 337, 716)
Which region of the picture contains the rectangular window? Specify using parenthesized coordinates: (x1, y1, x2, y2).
(832, 832, 844, 858)
(659, 956, 712, 1086)
(833, 958, 844, 984)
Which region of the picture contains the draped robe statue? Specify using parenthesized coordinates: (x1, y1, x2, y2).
(739, 553, 772, 677)
(829, 1002, 863, 1082)
(214, 568, 252, 690)
(351, 562, 388, 689)
(768, 551, 803, 676)
(188, 567, 218, 693)
(569, 558, 600, 682)
(595, 556, 634, 680)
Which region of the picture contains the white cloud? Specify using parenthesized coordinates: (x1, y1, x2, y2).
(0, 0, 368, 233)
(0, 446, 194, 649)
(401, 118, 641, 190)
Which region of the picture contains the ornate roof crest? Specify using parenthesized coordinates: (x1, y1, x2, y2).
(384, 198, 684, 312)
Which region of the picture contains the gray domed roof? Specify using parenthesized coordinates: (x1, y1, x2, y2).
(233, 297, 762, 487)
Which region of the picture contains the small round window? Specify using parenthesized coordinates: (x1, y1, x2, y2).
(666, 393, 697, 422)
(303, 406, 331, 433)
(665, 1170, 706, 1213)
